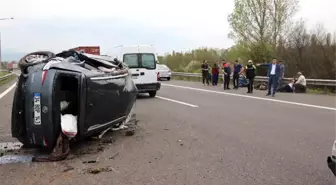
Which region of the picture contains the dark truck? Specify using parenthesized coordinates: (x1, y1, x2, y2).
(70, 46, 100, 55)
(12, 50, 137, 161)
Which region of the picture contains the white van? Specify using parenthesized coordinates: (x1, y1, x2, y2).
(107, 45, 161, 97)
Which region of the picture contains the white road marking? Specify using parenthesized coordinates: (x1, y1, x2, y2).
(0, 83, 17, 100)
(162, 84, 336, 111)
(156, 96, 199, 108)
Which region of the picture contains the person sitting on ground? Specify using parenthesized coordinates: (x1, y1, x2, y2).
(255, 82, 267, 90)
(293, 72, 307, 93)
(278, 78, 295, 93)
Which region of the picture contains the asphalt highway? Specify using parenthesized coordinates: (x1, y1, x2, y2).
(0, 79, 335, 185)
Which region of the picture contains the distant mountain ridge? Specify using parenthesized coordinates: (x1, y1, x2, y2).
(1, 49, 26, 61)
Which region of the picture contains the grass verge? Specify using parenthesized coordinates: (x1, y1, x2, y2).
(0, 74, 17, 87)
(0, 71, 9, 77)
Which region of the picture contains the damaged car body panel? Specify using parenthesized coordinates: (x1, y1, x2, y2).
(327, 140, 336, 177)
(11, 50, 138, 154)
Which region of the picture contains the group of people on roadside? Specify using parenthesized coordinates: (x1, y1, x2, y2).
(201, 59, 257, 93)
(201, 58, 307, 97)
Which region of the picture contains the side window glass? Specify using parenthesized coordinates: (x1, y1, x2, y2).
(141, 54, 155, 69)
(123, 54, 138, 68)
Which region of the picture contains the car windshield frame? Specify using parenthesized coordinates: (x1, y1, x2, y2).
(123, 53, 156, 70)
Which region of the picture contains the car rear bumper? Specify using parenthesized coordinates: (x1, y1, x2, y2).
(159, 73, 171, 78)
(327, 156, 336, 176)
(136, 82, 161, 92)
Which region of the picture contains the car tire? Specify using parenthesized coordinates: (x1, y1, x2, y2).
(148, 91, 157, 98)
(19, 51, 56, 74)
(167, 77, 171, 81)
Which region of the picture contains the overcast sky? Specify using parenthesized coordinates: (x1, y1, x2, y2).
(0, 0, 335, 55)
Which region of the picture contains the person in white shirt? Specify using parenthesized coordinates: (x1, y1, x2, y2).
(294, 72, 307, 93)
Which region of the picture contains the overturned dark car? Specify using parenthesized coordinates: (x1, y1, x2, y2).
(327, 140, 336, 177)
(11, 50, 137, 161)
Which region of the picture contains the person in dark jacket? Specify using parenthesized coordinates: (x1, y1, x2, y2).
(233, 60, 242, 89)
(201, 60, 210, 85)
(241, 60, 256, 93)
(257, 58, 281, 97)
(211, 63, 219, 86)
(223, 62, 231, 90)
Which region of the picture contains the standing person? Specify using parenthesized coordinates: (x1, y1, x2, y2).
(233, 60, 243, 89)
(223, 62, 231, 90)
(257, 58, 281, 97)
(277, 60, 285, 89)
(201, 60, 210, 85)
(221, 59, 226, 88)
(241, 60, 256, 93)
(211, 63, 219, 86)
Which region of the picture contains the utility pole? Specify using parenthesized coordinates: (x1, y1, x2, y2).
(0, 17, 14, 70)
(0, 32, 2, 64)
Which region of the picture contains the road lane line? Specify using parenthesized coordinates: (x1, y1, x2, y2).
(156, 96, 198, 108)
(0, 83, 17, 100)
(162, 84, 336, 111)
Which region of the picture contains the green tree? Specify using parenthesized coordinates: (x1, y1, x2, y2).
(227, 0, 299, 61)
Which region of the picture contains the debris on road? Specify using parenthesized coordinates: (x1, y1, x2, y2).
(86, 166, 113, 174)
(108, 152, 119, 160)
(32, 133, 70, 162)
(63, 167, 75, 172)
(82, 160, 97, 164)
(178, 140, 183, 146)
(125, 130, 135, 136)
(0, 155, 33, 164)
(101, 137, 115, 144)
(0, 142, 23, 152)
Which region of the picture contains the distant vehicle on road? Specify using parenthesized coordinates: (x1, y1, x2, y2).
(107, 45, 161, 97)
(12, 50, 137, 161)
(156, 64, 171, 81)
(70, 46, 100, 55)
(7, 62, 18, 71)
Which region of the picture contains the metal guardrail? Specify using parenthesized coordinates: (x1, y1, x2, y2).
(172, 72, 336, 87)
(0, 73, 15, 82)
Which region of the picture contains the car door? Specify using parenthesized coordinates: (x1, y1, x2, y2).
(84, 73, 126, 133)
(139, 53, 157, 84)
(123, 54, 141, 84)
